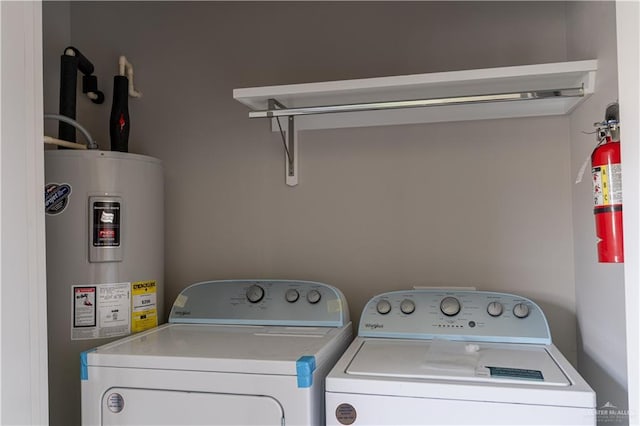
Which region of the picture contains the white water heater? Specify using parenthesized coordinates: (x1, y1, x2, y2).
(44, 150, 164, 426)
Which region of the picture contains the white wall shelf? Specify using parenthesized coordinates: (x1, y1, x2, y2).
(233, 60, 597, 186)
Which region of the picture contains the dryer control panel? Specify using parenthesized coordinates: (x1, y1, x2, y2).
(169, 280, 349, 327)
(359, 290, 551, 344)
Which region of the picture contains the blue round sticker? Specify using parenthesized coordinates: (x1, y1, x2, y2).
(45, 183, 72, 215)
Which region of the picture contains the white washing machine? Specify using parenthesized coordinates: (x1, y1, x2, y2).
(325, 290, 596, 425)
(81, 279, 353, 426)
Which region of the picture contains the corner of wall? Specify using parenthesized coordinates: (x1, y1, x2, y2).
(566, 0, 630, 419)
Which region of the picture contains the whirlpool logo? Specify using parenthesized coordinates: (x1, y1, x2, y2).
(363, 323, 384, 330)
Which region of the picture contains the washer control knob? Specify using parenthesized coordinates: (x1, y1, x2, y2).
(285, 289, 300, 303)
(400, 299, 416, 314)
(487, 301, 504, 317)
(246, 284, 265, 303)
(513, 303, 530, 319)
(307, 289, 322, 304)
(376, 300, 392, 315)
(440, 296, 461, 316)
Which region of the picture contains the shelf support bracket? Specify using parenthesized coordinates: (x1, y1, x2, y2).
(249, 84, 588, 187)
(268, 98, 298, 186)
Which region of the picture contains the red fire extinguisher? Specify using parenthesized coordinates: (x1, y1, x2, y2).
(592, 106, 623, 263)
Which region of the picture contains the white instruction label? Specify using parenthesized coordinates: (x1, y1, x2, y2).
(592, 164, 623, 206)
(72, 282, 131, 340)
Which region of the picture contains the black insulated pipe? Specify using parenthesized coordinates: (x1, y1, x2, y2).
(64, 46, 94, 75)
(82, 75, 105, 104)
(58, 47, 105, 145)
(58, 54, 79, 142)
(110, 75, 130, 152)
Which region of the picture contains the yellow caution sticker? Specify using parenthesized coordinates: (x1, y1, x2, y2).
(131, 280, 158, 333)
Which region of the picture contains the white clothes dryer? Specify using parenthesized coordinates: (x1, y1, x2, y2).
(81, 280, 353, 426)
(325, 290, 595, 425)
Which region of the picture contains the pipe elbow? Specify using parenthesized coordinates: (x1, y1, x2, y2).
(118, 55, 142, 98)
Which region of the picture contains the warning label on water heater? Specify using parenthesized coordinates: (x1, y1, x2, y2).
(73, 287, 97, 328)
(72, 282, 130, 340)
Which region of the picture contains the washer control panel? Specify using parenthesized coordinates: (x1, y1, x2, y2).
(169, 280, 349, 327)
(359, 290, 550, 344)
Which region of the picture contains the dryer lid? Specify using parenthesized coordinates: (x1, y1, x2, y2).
(85, 323, 348, 378)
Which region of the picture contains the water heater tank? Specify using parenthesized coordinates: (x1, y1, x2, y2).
(45, 150, 164, 426)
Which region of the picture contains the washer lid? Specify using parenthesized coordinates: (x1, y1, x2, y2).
(346, 339, 570, 386)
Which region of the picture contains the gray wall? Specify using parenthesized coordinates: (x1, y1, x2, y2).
(44, 0, 578, 360)
(566, 1, 629, 423)
(42, 1, 70, 138)
(41, 0, 597, 386)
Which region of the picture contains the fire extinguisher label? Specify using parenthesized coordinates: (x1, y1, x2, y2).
(72, 282, 131, 340)
(592, 164, 623, 206)
(131, 280, 158, 333)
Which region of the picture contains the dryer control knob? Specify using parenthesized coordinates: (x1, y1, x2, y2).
(307, 289, 322, 304)
(513, 303, 530, 319)
(487, 301, 504, 317)
(246, 284, 265, 303)
(376, 300, 392, 315)
(285, 289, 300, 303)
(400, 299, 416, 314)
(440, 296, 461, 316)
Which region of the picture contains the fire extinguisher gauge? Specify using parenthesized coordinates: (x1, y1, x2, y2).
(594, 102, 621, 143)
